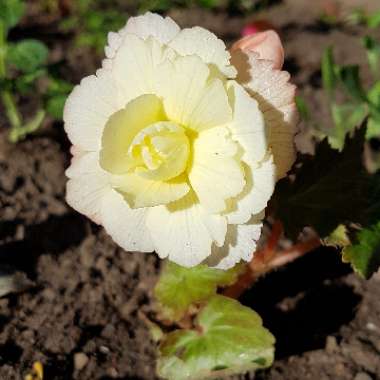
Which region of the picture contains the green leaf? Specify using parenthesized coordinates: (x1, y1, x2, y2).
(342, 222, 380, 279)
(367, 116, 380, 139)
(46, 94, 66, 119)
(15, 68, 46, 94)
(362, 36, 380, 78)
(328, 102, 368, 150)
(0, 0, 25, 31)
(154, 261, 243, 322)
(46, 77, 73, 95)
(338, 65, 367, 102)
(367, 10, 380, 28)
(295, 95, 310, 121)
(7, 39, 49, 73)
(321, 47, 338, 95)
(273, 124, 369, 240)
(324, 225, 351, 247)
(157, 295, 275, 380)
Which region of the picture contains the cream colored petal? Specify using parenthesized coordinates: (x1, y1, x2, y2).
(100, 190, 154, 252)
(100, 94, 166, 175)
(227, 80, 267, 165)
(168, 26, 236, 77)
(112, 173, 190, 208)
(146, 191, 227, 267)
(224, 154, 275, 224)
(124, 12, 180, 44)
(103, 13, 179, 69)
(231, 50, 298, 179)
(205, 214, 264, 270)
(66, 151, 111, 225)
(188, 126, 245, 213)
(156, 55, 232, 131)
(64, 69, 122, 151)
(112, 34, 175, 104)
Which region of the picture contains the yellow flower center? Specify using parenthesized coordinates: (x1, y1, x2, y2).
(127, 122, 190, 181)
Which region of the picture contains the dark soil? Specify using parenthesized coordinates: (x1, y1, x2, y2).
(0, 1, 379, 379)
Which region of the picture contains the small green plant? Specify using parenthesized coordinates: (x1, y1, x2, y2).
(0, 0, 72, 142)
(60, 0, 126, 54)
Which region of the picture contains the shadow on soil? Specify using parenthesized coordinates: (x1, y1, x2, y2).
(240, 247, 361, 358)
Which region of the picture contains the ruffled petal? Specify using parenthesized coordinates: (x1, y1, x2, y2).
(224, 155, 275, 224)
(168, 26, 236, 77)
(227, 80, 267, 165)
(146, 191, 227, 267)
(103, 12, 180, 68)
(66, 151, 111, 225)
(100, 190, 154, 252)
(156, 55, 232, 131)
(188, 126, 245, 213)
(112, 34, 175, 104)
(206, 214, 264, 269)
(112, 173, 190, 208)
(63, 69, 122, 151)
(231, 50, 298, 179)
(124, 12, 180, 44)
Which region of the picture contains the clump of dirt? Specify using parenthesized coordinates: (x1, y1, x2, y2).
(0, 1, 379, 379)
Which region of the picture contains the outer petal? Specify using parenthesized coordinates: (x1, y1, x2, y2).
(188, 126, 245, 213)
(112, 173, 190, 208)
(103, 12, 180, 67)
(66, 151, 110, 224)
(124, 12, 180, 44)
(227, 80, 267, 165)
(156, 55, 232, 131)
(231, 50, 298, 179)
(100, 190, 154, 252)
(146, 192, 227, 267)
(112, 34, 175, 104)
(206, 214, 264, 270)
(168, 26, 236, 78)
(66, 152, 154, 252)
(224, 155, 275, 224)
(64, 69, 122, 151)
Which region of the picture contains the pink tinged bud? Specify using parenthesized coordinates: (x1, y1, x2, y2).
(232, 30, 285, 70)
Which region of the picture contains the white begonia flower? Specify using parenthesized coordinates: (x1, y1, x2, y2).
(64, 13, 298, 269)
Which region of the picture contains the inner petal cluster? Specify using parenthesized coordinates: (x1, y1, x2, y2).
(128, 121, 190, 182)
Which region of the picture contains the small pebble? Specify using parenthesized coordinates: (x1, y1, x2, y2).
(325, 336, 338, 353)
(74, 352, 89, 371)
(99, 345, 110, 354)
(366, 322, 378, 332)
(354, 372, 372, 380)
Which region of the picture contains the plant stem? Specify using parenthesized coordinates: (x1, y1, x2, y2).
(223, 223, 321, 299)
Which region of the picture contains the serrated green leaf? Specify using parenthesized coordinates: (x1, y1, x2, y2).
(157, 295, 275, 380)
(7, 39, 48, 73)
(0, 0, 25, 31)
(342, 222, 380, 279)
(322, 47, 338, 96)
(328, 102, 368, 150)
(273, 124, 369, 240)
(46, 94, 66, 119)
(154, 262, 243, 322)
(324, 225, 351, 247)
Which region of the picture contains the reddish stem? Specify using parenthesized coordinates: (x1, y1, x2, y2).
(223, 223, 321, 299)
